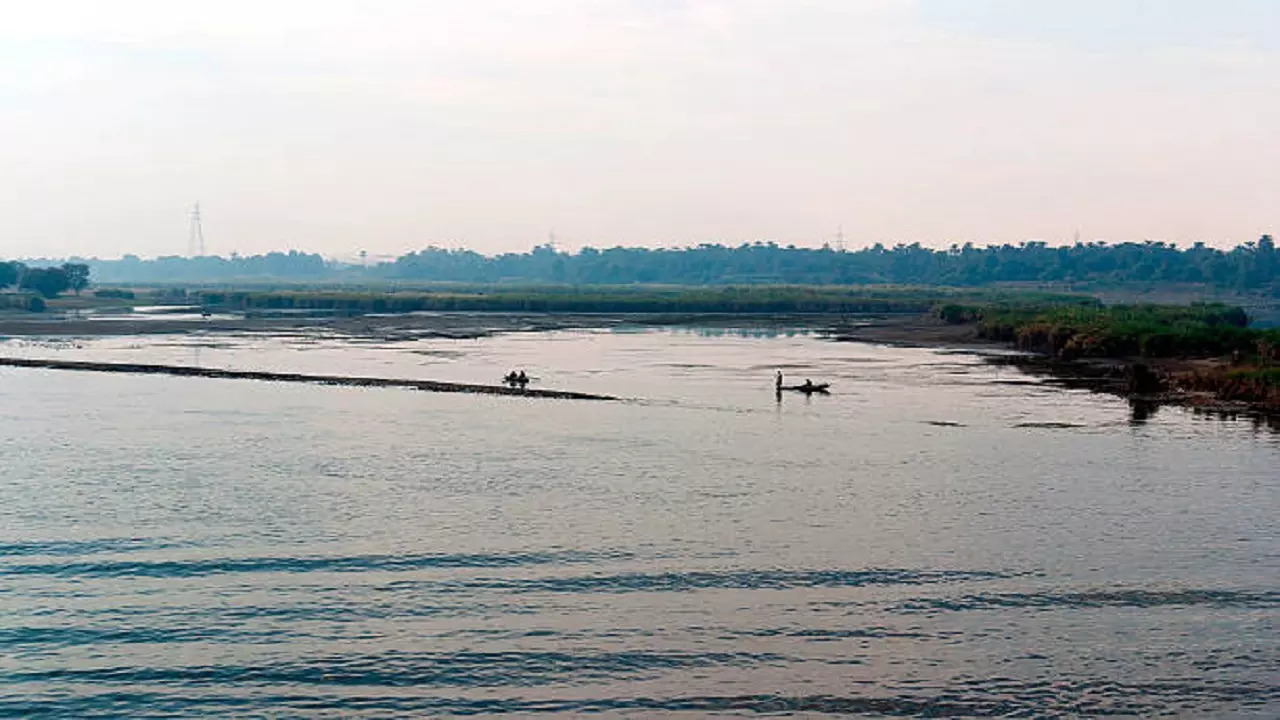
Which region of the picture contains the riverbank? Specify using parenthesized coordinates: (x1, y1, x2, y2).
(981, 353, 1276, 413)
(961, 302, 1279, 415)
(836, 316, 1280, 416)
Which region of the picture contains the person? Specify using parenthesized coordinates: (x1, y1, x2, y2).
(504, 370, 518, 384)
(802, 378, 814, 390)
(517, 370, 528, 385)
(775, 371, 783, 391)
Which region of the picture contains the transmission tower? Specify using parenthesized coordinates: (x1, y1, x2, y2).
(188, 202, 206, 257)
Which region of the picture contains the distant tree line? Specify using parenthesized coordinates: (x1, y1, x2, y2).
(380, 237, 1279, 290)
(0, 261, 90, 298)
(86, 251, 329, 283)
(38, 235, 1280, 293)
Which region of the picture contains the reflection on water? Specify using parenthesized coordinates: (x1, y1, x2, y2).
(1, 328, 1278, 717)
(990, 353, 1280, 436)
(1129, 398, 1160, 425)
(664, 326, 821, 340)
(1191, 406, 1280, 435)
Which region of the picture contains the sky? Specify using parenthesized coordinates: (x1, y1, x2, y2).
(1, 0, 1277, 260)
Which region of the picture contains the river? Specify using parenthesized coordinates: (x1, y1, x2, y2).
(1, 325, 1276, 717)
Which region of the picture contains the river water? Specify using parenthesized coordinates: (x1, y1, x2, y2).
(1, 326, 1277, 717)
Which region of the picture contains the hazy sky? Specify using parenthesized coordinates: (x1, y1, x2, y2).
(2, 0, 1276, 259)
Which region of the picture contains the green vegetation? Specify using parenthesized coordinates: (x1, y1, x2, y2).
(0, 261, 18, 289)
(1228, 367, 1280, 384)
(948, 300, 1280, 361)
(63, 263, 91, 295)
(93, 288, 136, 299)
(195, 285, 1092, 316)
(19, 267, 72, 298)
(66, 235, 1280, 293)
(939, 298, 1280, 405)
(0, 261, 91, 300)
(1179, 365, 1280, 409)
(0, 293, 44, 312)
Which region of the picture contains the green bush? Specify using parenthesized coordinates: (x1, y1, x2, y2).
(974, 302, 1268, 359)
(94, 288, 136, 299)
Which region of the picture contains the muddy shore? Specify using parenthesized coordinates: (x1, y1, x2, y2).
(0, 357, 615, 401)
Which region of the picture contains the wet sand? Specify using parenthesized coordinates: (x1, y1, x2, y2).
(0, 357, 615, 401)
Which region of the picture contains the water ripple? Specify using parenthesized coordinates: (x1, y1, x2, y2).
(0, 549, 632, 579)
(4, 682, 1275, 718)
(0, 625, 279, 649)
(894, 588, 1280, 613)
(0, 537, 180, 558)
(3, 650, 784, 688)
(446, 568, 1013, 594)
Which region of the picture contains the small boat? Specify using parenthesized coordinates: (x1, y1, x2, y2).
(783, 383, 830, 394)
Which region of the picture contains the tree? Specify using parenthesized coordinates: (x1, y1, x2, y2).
(61, 263, 90, 295)
(0, 261, 20, 289)
(20, 267, 71, 298)
(57, 236, 1280, 289)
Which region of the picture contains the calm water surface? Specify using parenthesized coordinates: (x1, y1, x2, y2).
(1, 326, 1277, 717)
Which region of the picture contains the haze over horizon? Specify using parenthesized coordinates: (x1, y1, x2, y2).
(2, 1, 1276, 260)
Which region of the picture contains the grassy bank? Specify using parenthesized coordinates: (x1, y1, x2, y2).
(1175, 366, 1280, 409)
(942, 300, 1280, 407)
(965, 303, 1264, 358)
(193, 284, 1094, 316)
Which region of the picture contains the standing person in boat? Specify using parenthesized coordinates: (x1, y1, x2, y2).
(775, 371, 783, 392)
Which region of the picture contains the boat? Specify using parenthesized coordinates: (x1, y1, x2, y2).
(783, 383, 830, 394)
